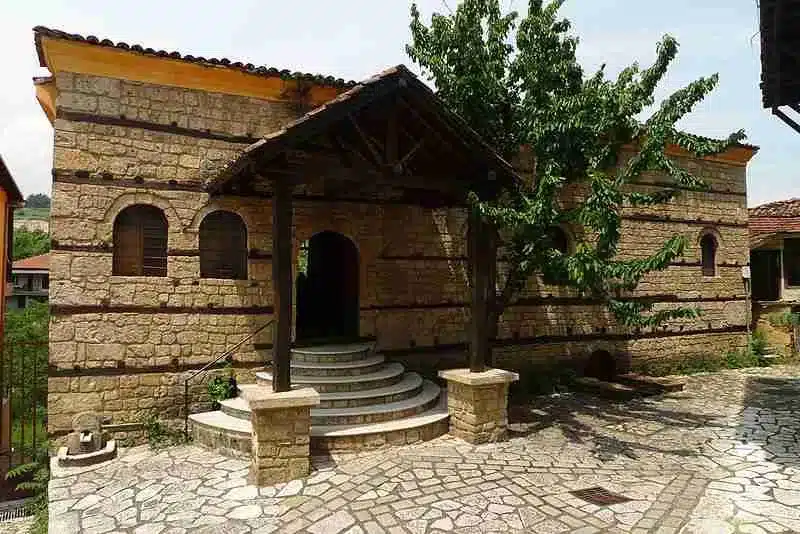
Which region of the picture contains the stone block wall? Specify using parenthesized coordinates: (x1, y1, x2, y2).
(47, 69, 751, 436)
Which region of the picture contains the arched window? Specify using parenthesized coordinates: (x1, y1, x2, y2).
(113, 205, 168, 276)
(701, 233, 718, 277)
(549, 226, 569, 254)
(200, 211, 248, 279)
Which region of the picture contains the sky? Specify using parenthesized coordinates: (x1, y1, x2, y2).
(1, 0, 798, 207)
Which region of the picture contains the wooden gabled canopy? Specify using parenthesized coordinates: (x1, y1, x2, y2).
(207, 65, 519, 206)
(210, 65, 511, 391)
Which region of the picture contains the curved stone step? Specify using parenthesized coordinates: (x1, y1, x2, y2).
(229, 373, 425, 416)
(310, 380, 441, 426)
(318, 372, 424, 408)
(312, 394, 450, 452)
(219, 396, 251, 421)
(291, 342, 374, 364)
(190, 396, 449, 455)
(188, 411, 251, 458)
(290, 355, 385, 377)
(256, 362, 405, 392)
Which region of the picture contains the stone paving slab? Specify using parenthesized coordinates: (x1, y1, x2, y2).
(48, 365, 800, 533)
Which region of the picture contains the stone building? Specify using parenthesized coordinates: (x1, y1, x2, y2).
(749, 198, 800, 355)
(0, 156, 24, 330)
(33, 27, 757, 446)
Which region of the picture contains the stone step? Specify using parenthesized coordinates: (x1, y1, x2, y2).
(290, 342, 374, 364)
(189, 395, 450, 455)
(310, 380, 441, 426)
(289, 355, 386, 377)
(188, 411, 251, 458)
(256, 362, 405, 392)
(317, 372, 424, 408)
(226, 374, 430, 420)
(311, 394, 450, 452)
(219, 396, 251, 421)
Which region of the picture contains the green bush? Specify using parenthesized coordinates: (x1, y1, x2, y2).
(140, 413, 187, 450)
(6, 443, 49, 534)
(11, 229, 50, 260)
(769, 311, 800, 328)
(633, 331, 772, 377)
(207, 363, 237, 409)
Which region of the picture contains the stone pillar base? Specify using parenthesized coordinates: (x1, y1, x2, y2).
(439, 368, 519, 445)
(241, 387, 320, 486)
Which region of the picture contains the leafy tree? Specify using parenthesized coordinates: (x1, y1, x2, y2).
(24, 194, 50, 209)
(12, 229, 50, 260)
(407, 0, 745, 342)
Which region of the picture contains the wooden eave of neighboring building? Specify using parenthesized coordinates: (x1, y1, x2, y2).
(759, 0, 800, 109)
(32, 26, 357, 125)
(0, 156, 24, 205)
(208, 64, 521, 205)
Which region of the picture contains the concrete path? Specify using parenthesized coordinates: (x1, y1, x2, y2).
(48, 365, 800, 533)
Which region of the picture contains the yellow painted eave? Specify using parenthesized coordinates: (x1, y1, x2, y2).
(38, 36, 341, 107)
(34, 77, 57, 125)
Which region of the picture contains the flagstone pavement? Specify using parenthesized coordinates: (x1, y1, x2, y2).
(48, 365, 800, 533)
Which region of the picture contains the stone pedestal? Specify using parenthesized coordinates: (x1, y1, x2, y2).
(241, 387, 320, 486)
(439, 368, 519, 444)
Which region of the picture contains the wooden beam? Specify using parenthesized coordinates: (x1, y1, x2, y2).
(468, 207, 490, 373)
(348, 114, 385, 166)
(386, 102, 399, 165)
(272, 176, 293, 392)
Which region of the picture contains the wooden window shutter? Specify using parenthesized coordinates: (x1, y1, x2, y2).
(199, 211, 248, 280)
(113, 205, 168, 276)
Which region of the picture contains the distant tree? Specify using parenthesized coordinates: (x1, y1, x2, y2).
(12, 230, 50, 261)
(24, 194, 50, 209)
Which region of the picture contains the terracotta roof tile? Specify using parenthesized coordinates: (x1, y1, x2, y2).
(749, 198, 800, 218)
(12, 254, 49, 271)
(33, 26, 357, 89)
(749, 199, 800, 246)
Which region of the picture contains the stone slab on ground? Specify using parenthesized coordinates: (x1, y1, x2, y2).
(49, 364, 800, 533)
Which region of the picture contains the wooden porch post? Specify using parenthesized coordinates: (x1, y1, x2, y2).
(468, 206, 490, 373)
(272, 177, 293, 392)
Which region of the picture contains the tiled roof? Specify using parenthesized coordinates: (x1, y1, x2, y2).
(12, 254, 49, 271)
(33, 26, 357, 89)
(749, 198, 800, 217)
(209, 64, 519, 193)
(749, 199, 800, 246)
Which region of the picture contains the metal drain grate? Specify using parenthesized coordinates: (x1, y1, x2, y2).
(570, 486, 631, 506)
(0, 499, 34, 523)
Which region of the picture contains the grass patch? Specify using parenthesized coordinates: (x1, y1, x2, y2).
(14, 208, 49, 220)
(140, 414, 189, 450)
(633, 332, 773, 377)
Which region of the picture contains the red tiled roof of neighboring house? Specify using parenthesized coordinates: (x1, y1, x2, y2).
(749, 199, 800, 247)
(12, 254, 49, 271)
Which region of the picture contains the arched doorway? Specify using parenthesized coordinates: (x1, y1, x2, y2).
(584, 350, 617, 382)
(296, 231, 360, 342)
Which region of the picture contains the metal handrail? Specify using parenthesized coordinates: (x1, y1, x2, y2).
(183, 320, 274, 437)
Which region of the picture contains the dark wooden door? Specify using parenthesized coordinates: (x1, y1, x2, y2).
(296, 232, 359, 342)
(751, 250, 781, 301)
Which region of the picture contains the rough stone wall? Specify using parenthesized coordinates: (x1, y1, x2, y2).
(47, 69, 751, 436)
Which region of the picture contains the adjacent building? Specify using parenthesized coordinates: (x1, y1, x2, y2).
(749, 198, 800, 354)
(7, 253, 49, 310)
(0, 157, 24, 331)
(33, 26, 757, 439)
